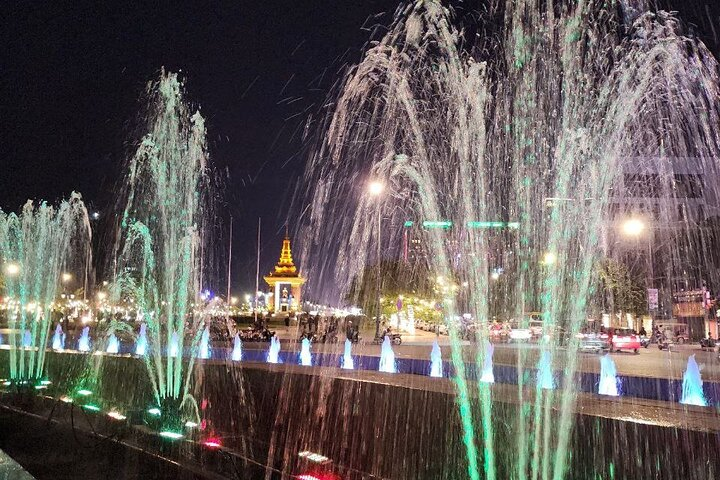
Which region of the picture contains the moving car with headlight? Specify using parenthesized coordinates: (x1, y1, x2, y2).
(607, 328, 641, 354)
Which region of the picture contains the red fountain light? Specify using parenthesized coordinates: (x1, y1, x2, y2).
(203, 437, 222, 449)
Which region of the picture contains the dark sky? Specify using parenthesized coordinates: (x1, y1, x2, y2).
(1, 1, 719, 296)
(0, 0, 399, 295)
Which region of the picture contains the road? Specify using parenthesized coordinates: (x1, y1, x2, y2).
(243, 326, 720, 382)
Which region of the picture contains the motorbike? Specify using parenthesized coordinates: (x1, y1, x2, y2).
(373, 332, 402, 345)
(700, 337, 717, 352)
(240, 326, 275, 342)
(639, 335, 651, 348)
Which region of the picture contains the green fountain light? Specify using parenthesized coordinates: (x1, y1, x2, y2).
(159, 431, 183, 440)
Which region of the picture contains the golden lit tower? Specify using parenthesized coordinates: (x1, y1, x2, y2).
(264, 231, 305, 315)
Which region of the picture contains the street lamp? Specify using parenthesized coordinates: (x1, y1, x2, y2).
(541, 252, 557, 266)
(368, 181, 384, 197)
(621, 218, 645, 237)
(4, 263, 20, 276)
(368, 180, 384, 338)
(62, 273, 72, 283)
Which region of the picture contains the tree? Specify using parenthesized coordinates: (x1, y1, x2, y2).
(597, 258, 648, 321)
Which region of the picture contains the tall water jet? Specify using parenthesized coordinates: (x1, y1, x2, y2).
(680, 355, 707, 407)
(479, 341, 495, 384)
(536, 350, 555, 390)
(378, 336, 396, 374)
(198, 326, 210, 360)
(341, 339, 354, 370)
(267, 336, 281, 364)
(135, 323, 147, 356)
(78, 326, 91, 352)
(299, 337, 312, 366)
(429, 339, 443, 377)
(231, 334, 242, 361)
(599, 354, 620, 396)
(0, 194, 90, 383)
(112, 71, 212, 430)
(301, 1, 720, 477)
(52, 324, 65, 350)
(106, 333, 120, 354)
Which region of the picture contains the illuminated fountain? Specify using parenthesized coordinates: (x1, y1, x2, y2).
(22, 330, 32, 348)
(231, 334, 242, 361)
(680, 355, 707, 407)
(135, 323, 147, 356)
(168, 331, 179, 358)
(378, 336, 396, 374)
(0, 194, 90, 384)
(301, 1, 720, 476)
(598, 355, 620, 397)
(198, 326, 210, 360)
(536, 350, 555, 390)
(106, 333, 120, 354)
(429, 339, 443, 378)
(299, 338, 312, 366)
(110, 71, 213, 433)
(267, 336, 281, 364)
(479, 341, 494, 384)
(341, 339, 354, 370)
(52, 324, 65, 350)
(77, 327, 91, 352)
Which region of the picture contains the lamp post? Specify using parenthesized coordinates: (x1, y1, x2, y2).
(369, 181, 384, 338)
(620, 217, 653, 328)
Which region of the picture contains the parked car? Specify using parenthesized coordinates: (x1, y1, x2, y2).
(576, 332, 609, 353)
(508, 321, 532, 342)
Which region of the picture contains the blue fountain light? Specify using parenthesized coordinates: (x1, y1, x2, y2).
(267, 336, 281, 364)
(52, 324, 65, 350)
(379, 336, 397, 373)
(299, 337, 312, 366)
(198, 326, 210, 359)
(429, 339, 443, 377)
(106, 333, 120, 354)
(168, 331, 179, 358)
(77, 326, 90, 352)
(681, 354, 707, 406)
(537, 350, 555, 390)
(598, 354, 620, 396)
(341, 339, 354, 370)
(479, 341, 495, 383)
(231, 334, 242, 361)
(135, 323, 147, 356)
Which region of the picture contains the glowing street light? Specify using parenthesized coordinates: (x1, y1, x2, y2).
(542, 252, 557, 265)
(621, 218, 645, 237)
(368, 181, 384, 196)
(4, 263, 20, 276)
(96, 291, 107, 301)
(62, 272, 73, 283)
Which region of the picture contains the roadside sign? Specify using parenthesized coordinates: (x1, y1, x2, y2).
(647, 288, 659, 311)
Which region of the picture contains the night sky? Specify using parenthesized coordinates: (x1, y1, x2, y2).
(1, 1, 719, 296)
